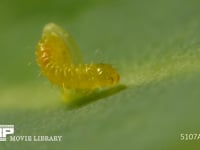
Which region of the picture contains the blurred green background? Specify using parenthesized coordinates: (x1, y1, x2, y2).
(1, 0, 200, 149)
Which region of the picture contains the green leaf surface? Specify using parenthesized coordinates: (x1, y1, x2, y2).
(1, 0, 200, 149)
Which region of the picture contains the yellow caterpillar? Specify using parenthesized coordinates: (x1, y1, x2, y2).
(36, 23, 120, 103)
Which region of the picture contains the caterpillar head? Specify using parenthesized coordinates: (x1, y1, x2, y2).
(94, 64, 120, 87)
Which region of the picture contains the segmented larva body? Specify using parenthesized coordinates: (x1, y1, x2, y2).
(36, 23, 120, 90)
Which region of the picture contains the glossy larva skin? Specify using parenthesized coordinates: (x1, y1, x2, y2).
(36, 23, 120, 90)
(36, 62, 119, 89)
